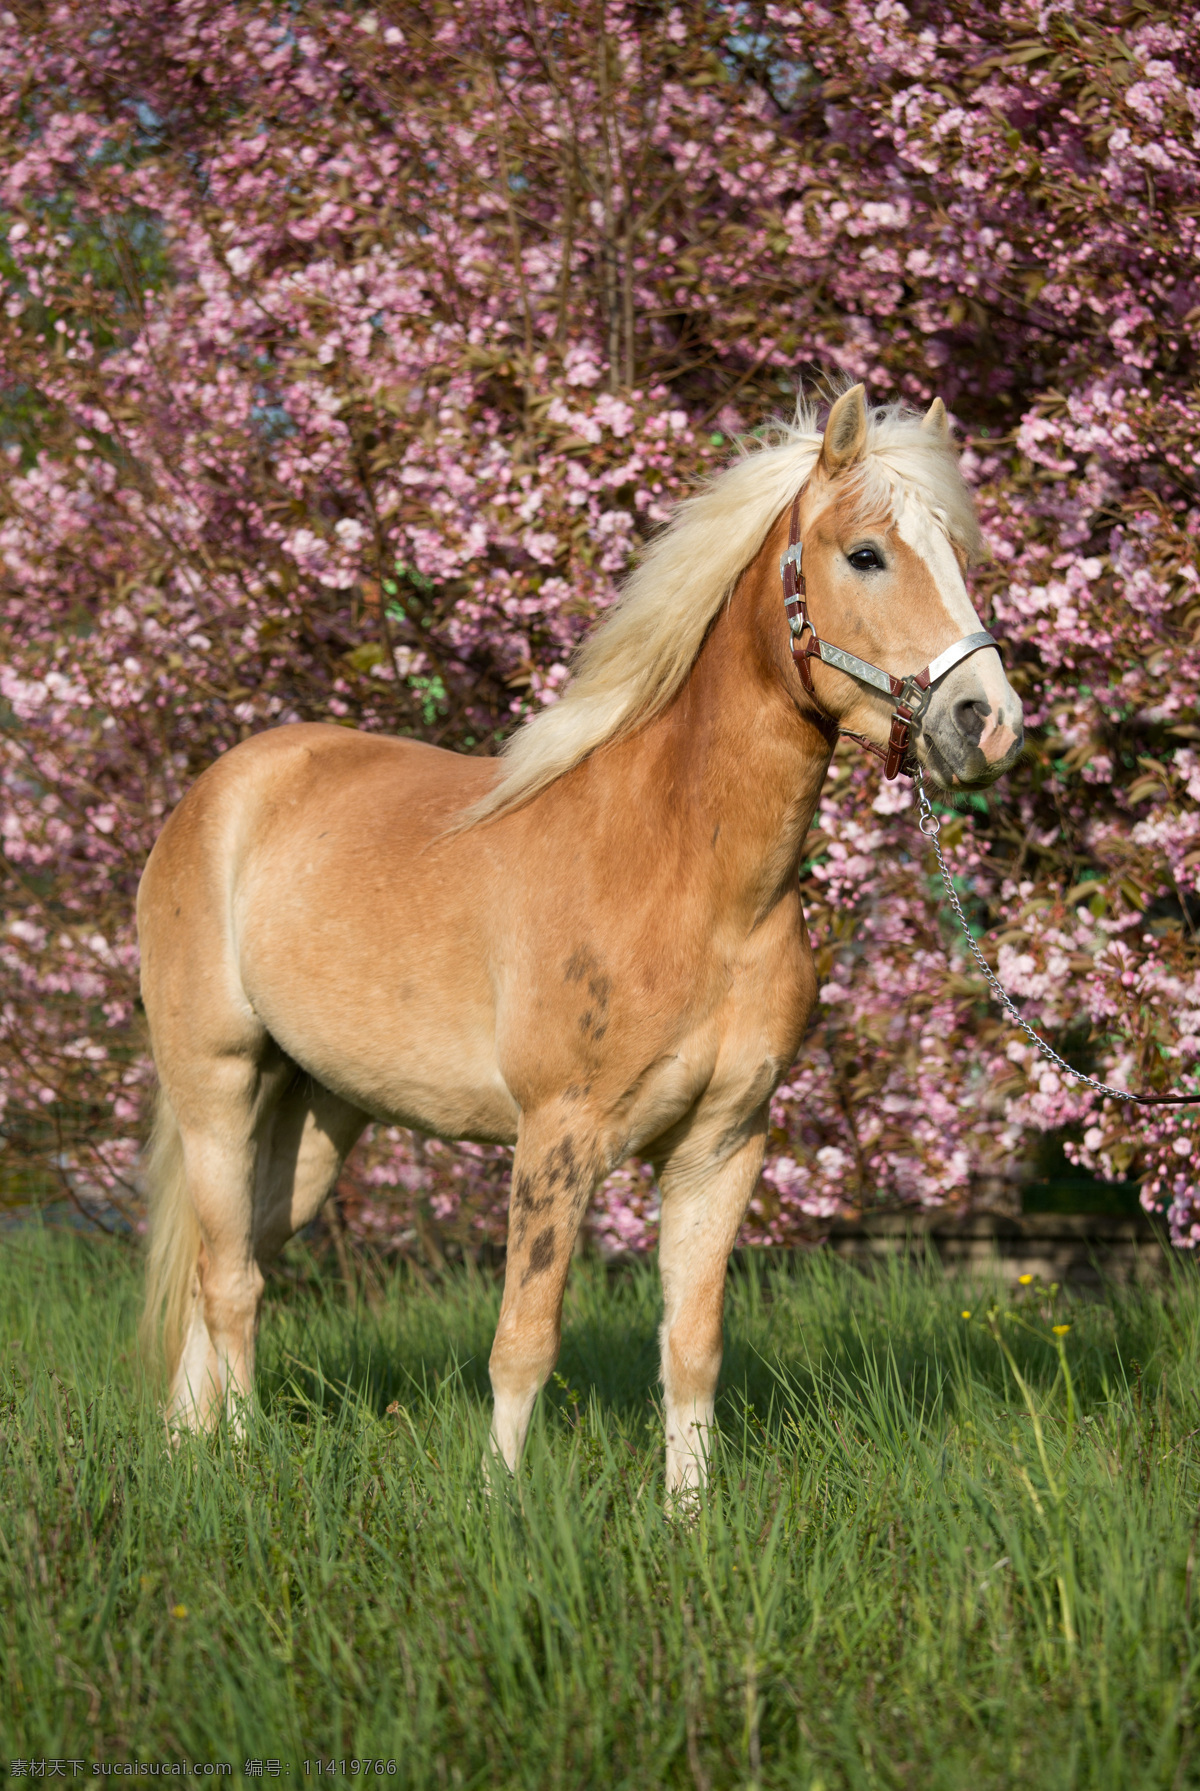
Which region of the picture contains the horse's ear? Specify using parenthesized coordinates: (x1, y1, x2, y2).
(820, 384, 868, 473)
(921, 396, 950, 442)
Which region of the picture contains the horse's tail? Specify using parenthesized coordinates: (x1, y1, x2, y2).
(140, 1088, 199, 1387)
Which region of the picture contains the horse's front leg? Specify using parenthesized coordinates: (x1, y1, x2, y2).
(657, 1113, 769, 1493)
(488, 1112, 600, 1472)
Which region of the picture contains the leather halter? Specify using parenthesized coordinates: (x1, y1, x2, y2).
(781, 490, 999, 780)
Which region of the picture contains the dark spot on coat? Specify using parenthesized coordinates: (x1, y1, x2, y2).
(545, 1135, 578, 1189)
(712, 823, 720, 848)
(522, 1225, 557, 1282)
(511, 1169, 553, 1244)
(512, 1171, 535, 1212)
(511, 1138, 597, 1248)
(567, 951, 612, 1041)
(564, 947, 599, 985)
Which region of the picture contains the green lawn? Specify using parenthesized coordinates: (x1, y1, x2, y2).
(3, 1228, 1200, 1788)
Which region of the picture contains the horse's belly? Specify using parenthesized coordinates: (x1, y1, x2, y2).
(238, 901, 519, 1142)
(250, 974, 520, 1142)
(306, 1041, 519, 1144)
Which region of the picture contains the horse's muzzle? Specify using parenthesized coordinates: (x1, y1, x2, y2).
(919, 683, 1025, 789)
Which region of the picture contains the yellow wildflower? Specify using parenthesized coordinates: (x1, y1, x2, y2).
(171, 1603, 188, 1619)
(961, 1309, 972, 1319)
(1018, 1273, 1034, 1286)
(1052, 1324, 1071, 1337)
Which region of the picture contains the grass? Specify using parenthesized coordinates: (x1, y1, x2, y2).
(4, 1231, 1200, 1788)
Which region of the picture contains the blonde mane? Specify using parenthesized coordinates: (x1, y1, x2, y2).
(465, 395, 982, 825)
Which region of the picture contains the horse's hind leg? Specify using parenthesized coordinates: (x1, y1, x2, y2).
(172, 1062, 366, 1427)
(254, 1071, 369, 1263)
(656, 1114, 769, 1492)
(161, 1039, 292, 1429)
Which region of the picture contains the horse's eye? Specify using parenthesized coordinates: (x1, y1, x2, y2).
(848, 547, 883, 572)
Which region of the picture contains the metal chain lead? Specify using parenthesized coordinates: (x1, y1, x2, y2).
(914, 768, 1157, 1106)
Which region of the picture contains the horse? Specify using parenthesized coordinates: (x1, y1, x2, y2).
(138, 383, 1023, 1490)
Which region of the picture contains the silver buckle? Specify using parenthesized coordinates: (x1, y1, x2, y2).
(897, 675, 933, 719)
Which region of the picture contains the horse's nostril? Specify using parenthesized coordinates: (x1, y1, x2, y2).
(952, 697, 989, 749)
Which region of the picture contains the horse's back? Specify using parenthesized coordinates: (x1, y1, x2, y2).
(139, 723, 497, 949)
(162, 720, 494, 828)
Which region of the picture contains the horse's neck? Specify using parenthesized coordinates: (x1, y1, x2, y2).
(611, 553, 832, 921)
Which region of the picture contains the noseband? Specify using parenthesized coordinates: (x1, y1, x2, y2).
(780, 490, 998, 779)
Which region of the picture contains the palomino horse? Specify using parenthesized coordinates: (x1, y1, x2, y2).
(140, 385, 1023, 1488)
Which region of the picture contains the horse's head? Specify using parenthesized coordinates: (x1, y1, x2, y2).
(796, 385, 1023, 790)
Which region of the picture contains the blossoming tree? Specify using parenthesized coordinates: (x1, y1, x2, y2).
(2, 0, 1199, 1249)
